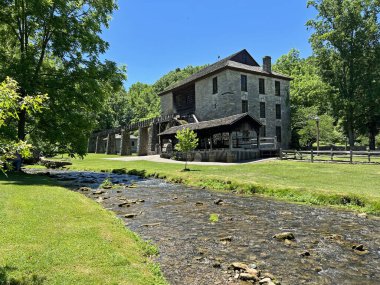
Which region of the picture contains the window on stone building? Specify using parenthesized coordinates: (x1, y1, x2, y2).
(275, 81, 281, 96)
(242, 100, 248, 113)
(276, 126, 282, 142)
(212, 77, 218, 94)
(131, 141, 135, 146)
(276, 104, 281, 119)
(260, 125, 266, 137)
(260, 102, 266, 118)
(259, 78, 265, 94)
(241, 75, 247, 92)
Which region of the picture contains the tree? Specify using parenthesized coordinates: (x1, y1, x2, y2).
(273, 49, 337, 148)
(297, 108, 344, 148)
(175, 128, 199, 170)
(153, 65, 206, 94)
(0, 0, 124, 156)
(307, 0, 380, 148)
(0, 77, 47, 172)
(128, 83, 160, 123)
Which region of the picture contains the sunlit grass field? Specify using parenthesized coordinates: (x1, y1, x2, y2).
(63, 154, 380, 214)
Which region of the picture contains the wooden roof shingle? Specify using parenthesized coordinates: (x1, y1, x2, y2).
(158, 49, 292, 96)
(158, 113, 262, 136)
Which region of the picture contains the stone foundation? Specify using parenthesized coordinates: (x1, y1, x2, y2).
(162, 149, 260, 163)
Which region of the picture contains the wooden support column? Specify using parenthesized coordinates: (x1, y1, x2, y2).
(229, 132, 233, 150)
(256, 129, 260, 149)
(120, 130, 131, 156)
(106, 133, 116, 155)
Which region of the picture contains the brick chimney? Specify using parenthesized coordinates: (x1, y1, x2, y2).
(262, 56, 272, 73)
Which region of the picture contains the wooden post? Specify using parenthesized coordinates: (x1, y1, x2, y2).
(311, 149, 314, 163)
(350, 149, 353, 164)
(229, 132, 233, 150)
(256, 129, 260, 149)
(330, 147, 333, 161)
(368, 150, 371, 163)
(279, 148, 283, 160)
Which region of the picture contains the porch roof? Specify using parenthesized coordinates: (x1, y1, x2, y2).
(158, 113, 262, 137)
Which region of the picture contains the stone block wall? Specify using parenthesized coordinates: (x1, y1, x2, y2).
(195, 69, 291, 148)
(158, 69, 291, 149)
(195, 70, 240, 121)
(160, 92, 174, 115)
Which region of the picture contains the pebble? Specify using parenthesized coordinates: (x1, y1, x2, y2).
(219, 236, 232, 242)
(299, 250, 311, 257)
(229, 262, 248, 271)
(214, 199, 224, 205)
(239, 272, 259, 281)
(357, 213, 368, 219)
(273, 232, 295, 240)
(259, 277, 275, 285)
(78, 187, 91, 192)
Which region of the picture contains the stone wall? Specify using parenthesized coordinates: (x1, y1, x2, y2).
(160, 92, 174, 115)
(195, 69, 291, 148)
(194, 70, 239, 121)
(159, 68, 291, 149)
(138, 127, 149, 156)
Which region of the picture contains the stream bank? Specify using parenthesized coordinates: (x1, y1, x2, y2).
(27, 169, 380, 285)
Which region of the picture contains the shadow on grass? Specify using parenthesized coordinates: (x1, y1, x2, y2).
(0, 169, 150, 188)
(0, 172, 56, 187)
(0, 266, 45, 285)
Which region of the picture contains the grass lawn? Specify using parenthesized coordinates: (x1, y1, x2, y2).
(0, 172, 167, 285)
(62, 154, 380, 214)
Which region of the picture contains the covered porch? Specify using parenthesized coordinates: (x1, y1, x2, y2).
(158, 113, 265, 162)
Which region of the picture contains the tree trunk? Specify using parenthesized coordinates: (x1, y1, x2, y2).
(17, 108, 26, 140)
(347, 123, 355, 149)
(368, 127, 377, 150)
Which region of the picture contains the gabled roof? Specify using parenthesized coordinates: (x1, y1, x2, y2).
(158, 113, 262, 136)
(158, 49, 292, 96)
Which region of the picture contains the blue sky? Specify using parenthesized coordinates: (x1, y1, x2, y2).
(101, 0, 317, 88)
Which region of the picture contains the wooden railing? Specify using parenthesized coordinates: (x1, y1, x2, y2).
(280, 149, 380, 164)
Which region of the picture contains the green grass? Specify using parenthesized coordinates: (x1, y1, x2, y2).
(209, 213, 219, 223)
(60, 154, 380, 214)
(0, 172, 167, 285)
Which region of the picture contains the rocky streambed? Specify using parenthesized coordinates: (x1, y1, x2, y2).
(27, 169, 380, 285)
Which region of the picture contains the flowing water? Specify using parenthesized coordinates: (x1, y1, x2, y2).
(31, 170, 380, 285)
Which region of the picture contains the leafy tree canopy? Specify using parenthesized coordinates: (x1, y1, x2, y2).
(0, 0, 125, 156)
(306, 0, 380, 148)
(175, 128, 199, 170)
(273, 49, 341, 148)
(0, 77, 47, 172)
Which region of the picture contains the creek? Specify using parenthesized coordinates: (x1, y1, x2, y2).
(30, 170, 380, 285)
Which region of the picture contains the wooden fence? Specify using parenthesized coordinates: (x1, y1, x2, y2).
(280, 149, 380, 164)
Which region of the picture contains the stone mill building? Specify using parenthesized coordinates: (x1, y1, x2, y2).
(89, 49, 292, 162)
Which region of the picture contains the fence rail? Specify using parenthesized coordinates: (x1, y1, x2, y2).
(280, 149, 380, 164)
